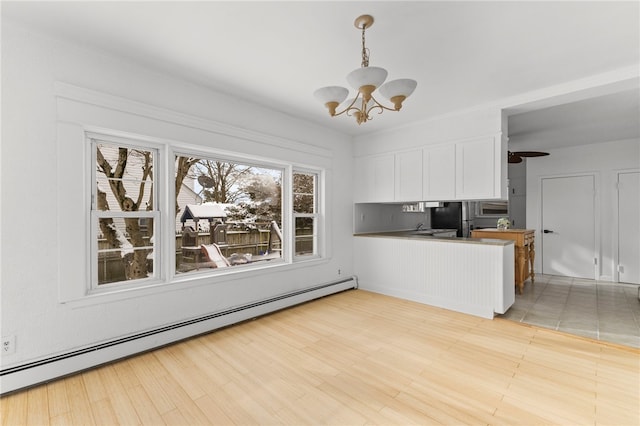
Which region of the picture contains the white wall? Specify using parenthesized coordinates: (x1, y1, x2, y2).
(526, 138, 640, 280)
(507, 162, 527, 229)
(1, 20, 353, 373)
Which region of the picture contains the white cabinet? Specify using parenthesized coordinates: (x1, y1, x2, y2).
(455, 136, 504, 200)
(423, 144, 456, 200)
(354, 135, 506, 203)
(354, 154, 394, 202)
(394, 150, 423, 201)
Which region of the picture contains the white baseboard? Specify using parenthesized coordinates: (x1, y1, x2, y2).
(0, 277, 357, 395)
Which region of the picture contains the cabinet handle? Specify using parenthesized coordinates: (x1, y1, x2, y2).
(543, 229, 554, 234)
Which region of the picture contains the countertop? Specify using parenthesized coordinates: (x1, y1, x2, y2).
(354, 230, 515, 246)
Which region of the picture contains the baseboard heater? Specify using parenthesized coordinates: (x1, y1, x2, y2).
(0, 276, 358, 395)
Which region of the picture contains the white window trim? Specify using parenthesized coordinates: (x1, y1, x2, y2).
(56, 83, 330, 306)
(88, 135, 164, 294)
(81, 132, 326, 300)
(170, 146, 293, 277)
(292, 168, 324, 261)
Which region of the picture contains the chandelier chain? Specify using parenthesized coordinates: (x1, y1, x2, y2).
(361, 24, 369, 68)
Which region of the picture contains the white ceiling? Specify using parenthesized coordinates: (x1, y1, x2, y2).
(3, 1, 639, 143)
(508, 88, 640, 151)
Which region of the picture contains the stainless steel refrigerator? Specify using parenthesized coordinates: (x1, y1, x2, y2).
(430, 201, 475, 237)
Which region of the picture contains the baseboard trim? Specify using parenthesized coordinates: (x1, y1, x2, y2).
(0, 277, 358, 395)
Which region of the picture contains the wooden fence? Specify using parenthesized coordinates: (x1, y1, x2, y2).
(98, 227, 312, 283)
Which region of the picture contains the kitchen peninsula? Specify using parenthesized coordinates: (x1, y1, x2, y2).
(353, 232, 515, 319)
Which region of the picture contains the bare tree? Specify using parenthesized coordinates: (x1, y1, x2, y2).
(200, 160, 252, 203)
(175, 156, 200, 214)
(96, 146, 152, 280)
(293, 173, 315, 214)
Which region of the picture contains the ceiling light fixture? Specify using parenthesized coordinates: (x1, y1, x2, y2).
(314, 14, 417, 125)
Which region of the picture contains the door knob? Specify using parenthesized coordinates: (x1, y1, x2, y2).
(543, 229, 554, 233)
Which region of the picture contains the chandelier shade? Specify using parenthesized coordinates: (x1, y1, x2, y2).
(379, 78, 418, 110)
(313, 86, 349, 104)
(346, 66, 388, 92)
(314, 14, 417, 125)
(379, 79, 418, 100)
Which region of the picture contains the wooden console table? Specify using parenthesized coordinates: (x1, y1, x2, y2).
(471, 229, 535, 294)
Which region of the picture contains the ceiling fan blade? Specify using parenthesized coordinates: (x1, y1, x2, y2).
(513, 151, 549, 158)
(507, 151, 523, 163)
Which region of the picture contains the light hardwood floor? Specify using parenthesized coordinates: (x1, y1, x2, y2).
(2, 289, 639, 425)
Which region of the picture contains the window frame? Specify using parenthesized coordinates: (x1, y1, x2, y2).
(89, 134, 163, 293)
(171, 147, 290, 278)
(292, 168, 322, 261)
(84, 131, 326, 296)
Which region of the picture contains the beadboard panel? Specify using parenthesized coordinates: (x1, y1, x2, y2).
(353, 237, 514, 318)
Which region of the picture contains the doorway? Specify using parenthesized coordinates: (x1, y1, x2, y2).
(541, 174, 596, 279)
(618, 171, 640, 284)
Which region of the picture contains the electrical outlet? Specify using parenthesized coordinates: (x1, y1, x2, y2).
(2, 336, 16, 355)
(338, 269, 341, 275)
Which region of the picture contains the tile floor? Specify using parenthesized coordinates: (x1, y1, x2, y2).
(499, 274, 640, 348)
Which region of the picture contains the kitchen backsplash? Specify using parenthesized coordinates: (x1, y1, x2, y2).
(354, 203, 432, 234)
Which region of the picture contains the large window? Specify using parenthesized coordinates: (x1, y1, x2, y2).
(89, 133, 323, 290)
(174, 154, 284, 275)
(91, 138, 159, 287)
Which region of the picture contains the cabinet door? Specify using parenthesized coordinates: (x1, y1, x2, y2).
(395, 150, 423, 201)
(354, 154, 394, 202)
(455, 137, 498, 199)
(423, 144, 456, 200)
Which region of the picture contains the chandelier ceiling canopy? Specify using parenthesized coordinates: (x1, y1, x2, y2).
(314, 14, 417, 125)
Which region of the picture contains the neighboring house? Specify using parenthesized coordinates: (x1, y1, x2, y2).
(175, 177, 203, 232)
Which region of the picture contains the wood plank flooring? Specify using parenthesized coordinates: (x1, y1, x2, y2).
(2, 289, 639, 425)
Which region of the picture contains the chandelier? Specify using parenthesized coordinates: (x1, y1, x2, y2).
(314, 14, 417, 125)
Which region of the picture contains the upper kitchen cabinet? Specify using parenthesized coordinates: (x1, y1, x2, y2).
(356, 150, 421, 202)
(455, 136, 506, 200)
(354, 134, 506, 203)
(354, 153, 395, 202)
(394, 149, 423, 202)
(423, 143, 456, 200)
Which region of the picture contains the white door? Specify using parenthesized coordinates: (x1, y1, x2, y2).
(618, 171, 640, 284)
(541, 175, 596, 279)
